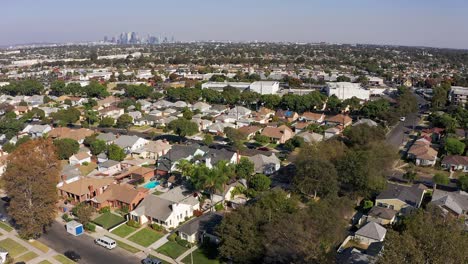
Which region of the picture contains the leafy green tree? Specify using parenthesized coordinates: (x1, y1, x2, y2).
(201, 89, 223, 104)
(336, 75, 351, 82)
(116, 114, 133, 129)
(284, 136, 305, 151)
(379, 206, 468, 264)
(445, 138, 465, 155)
(203, 134, 214, 145)
(260, 94, 281, 109)
(124, 84, 153, 99)
(236, 157, 255, 179)
(107, 144, 126, 161)
(99, 117, 115, 127)
(74, 203, 94, 226)
(254, 134, 270, 144)
(458, 174, 468, 191)
(167, 118, 198, 137)
(90, 139, 106, 155)
(249, 174, 271, 192)
(433, 173, 450, 185)
(0, 118, 25, 139)
(294, 156, 338, 198)
(343, 124, 385, 147)
(50, 107, 81, 125)
(50, 80, 67, 96)
(53, 138, 79, 159)
(222, 86, 241, 105)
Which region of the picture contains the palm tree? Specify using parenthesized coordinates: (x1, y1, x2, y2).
(175, 159, 193, 178)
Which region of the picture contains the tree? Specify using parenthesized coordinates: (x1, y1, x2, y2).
(336, 75, 351, 82)
(236, 157, 255, 179)
(283, 136, 305, 151)
(124, 84, 152, 99)
(53, 138, 79, 160)
(222, 86, 241, 105)
(343, 124, 385, 147)
(249, 174, 271, 192)
(90, 139, 106, 155)
(445, 138, 465, 155)
(294, 156, 338, 198)
(116, 114, 133, 129)
(99, 117, 115, 127)
(167, 118, 198, 137)
(203, 134, 214, 145)
(433, 173, 449, 185)
(74, 203, 94, 226)
(457, 174, 468, 191)
(254, 134, 270, 144)
(4, 139, 60, 238)
(50, 107, 81, 125)
(379, 206, 468, 264)
(107, 144, 126, 161)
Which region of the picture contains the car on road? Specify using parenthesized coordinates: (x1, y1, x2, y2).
(399, 117, 406, 122)
(95, 236, 117, 250)
(142, 257, 163, 264)
(0, 213, 8, 222)
(64, 250, 81, 261)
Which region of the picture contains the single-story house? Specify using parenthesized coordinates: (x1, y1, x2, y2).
(91, 183, 149, 211)
(375, 183, 427, 215)
(431, 189, 468, 218)
(355, 222, 387, 245)
(365, 206, 397, 225)
(407, 139, 438, 166)
(441, 155, 468, 172)
(97, 160, 122, 175)
(69, 152, 92, 166)
(177, 212, 223, 243)
(261, 125, 294, 144)
(131, 140, 172, 160)
(247, 153, 281, 175)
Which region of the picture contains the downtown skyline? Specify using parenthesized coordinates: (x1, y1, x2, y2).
(1, 0, 468, 49)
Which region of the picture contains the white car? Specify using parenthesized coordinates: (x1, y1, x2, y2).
(95, 236, 116, 250)
(400, 117, 406, 122)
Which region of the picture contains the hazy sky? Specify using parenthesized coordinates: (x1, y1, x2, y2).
(1, 0, 468, 49)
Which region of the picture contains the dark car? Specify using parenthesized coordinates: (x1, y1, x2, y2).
(1, 196, 11, 203)
(64, 250, 81, 262)
(142, 257, 162, 264)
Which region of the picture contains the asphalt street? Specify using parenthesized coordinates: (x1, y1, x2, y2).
(39, 221, 140, 264)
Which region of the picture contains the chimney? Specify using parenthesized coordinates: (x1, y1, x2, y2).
(88, 184, 94, 194)
(61, 174, 66, 183)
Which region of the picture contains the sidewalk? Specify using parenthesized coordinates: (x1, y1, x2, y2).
(0, 224, 61, 264)
(176, 245, 198, 262)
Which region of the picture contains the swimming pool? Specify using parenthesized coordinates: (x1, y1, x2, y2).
(143, 181, 160, 189)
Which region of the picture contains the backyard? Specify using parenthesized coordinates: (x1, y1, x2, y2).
(92, 212, 125, 229)
(128, 227, 164, 247)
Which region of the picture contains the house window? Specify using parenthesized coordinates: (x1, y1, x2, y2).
(169, 220, 172, 226)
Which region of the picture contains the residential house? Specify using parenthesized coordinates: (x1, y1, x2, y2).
(48, 127, 94, 144)
(207, 122, 235, 135)
(355, 222, 387, 245)
(301, 112, 325, 123)
(91, 183, 149, 211)
(407, 138, 438, 166)
(97, 96, 119, 109)
(324, 127, 341, 139)
(114, 135, 148, 154)
(191, 102, 211, 112)
(132, 140, 172, 160)
(97, 160, 122, 175)
(441, 155, 468, 172)
(275, 109, 299, 122)
(247, 153, 281, 175)
(177, 212, 223, 243)
(115, 166, 155, 184)
(238, 126, 262, 140)
(157, 144, 207, 175)
(21, 124, 52, 138)
(99, 106, 124, 119)
(227, 106, 251, 119)
(261, 125, 294, 144)
(251, 107, 274, 124)
(364, 206, 397, 226)
(58, 177, 114, 203)
(96, 132, 117, 145)
(203, 148, 239, 168)
(376, 183, 427, 214)
(129, 186, 200, 229)
(296, 131, 324, 143)
(353, 119, 378, 127)
(69, 152, 92, 166)
(325, 114, 353, 127)
(57, 165, 82, 187)
(431, 189, 468, 218)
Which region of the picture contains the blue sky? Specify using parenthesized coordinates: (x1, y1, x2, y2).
(1, 0, 468, 49)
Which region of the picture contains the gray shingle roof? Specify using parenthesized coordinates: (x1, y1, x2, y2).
(355, 222, 386, 241)
(177, 212, 223, 236)
(431, 189, 468, 215)
(376, 183, 426, 208)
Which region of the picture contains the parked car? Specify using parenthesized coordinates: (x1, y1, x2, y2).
(142, 257, 163, 264)
(95, 236, 116, 249)
(64, 250, 81, 261)
(399, 117, 406, 122)
(0, 214, 8, 222)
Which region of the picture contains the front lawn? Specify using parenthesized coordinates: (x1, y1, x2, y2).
(0, 238, 28, 257)
(182, 250, 220, 264)
(156, 241, 188, 259)
(115, 239, 140, 253)
(54, 254, 76, 264)
(0, 222, 13, 232)
(78, 162, 97, 176)
(92, 212, 125, 229)
(128, 227, 163, 247)
(15, 251, 38, 262)
(182, 248, 220, 264)
(111, 224, 137, 238)
(38, 261, 52, 264)
(28, 240, 49, 253)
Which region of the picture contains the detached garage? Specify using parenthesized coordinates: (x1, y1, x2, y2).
(66, 220, 84, 236)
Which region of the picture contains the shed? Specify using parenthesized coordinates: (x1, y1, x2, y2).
(66, 220, 84, 236)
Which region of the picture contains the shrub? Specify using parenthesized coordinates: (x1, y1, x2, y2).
(85, 222, 96, 232)
(193, 210, 203, 217)
(98, 206, 111, 214)
(151, 224, 164, 232)
(363, 200, 373, 210)
(126, 220, 141, 228)
(214, 203, 224, 211)
(82, 161, 89, 166)
(168, 233, 177, 241)
(62, 213, 72, 222)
